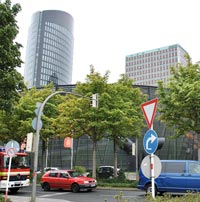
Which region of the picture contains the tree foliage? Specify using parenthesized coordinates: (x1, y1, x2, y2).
(55, 67, 145, 178)
(157, 55, 200, 137)
(0, 0, 25, 112)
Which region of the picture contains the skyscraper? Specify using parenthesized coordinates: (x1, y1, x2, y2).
(125, 44, 188, 86)
(24, 10, 74, 88)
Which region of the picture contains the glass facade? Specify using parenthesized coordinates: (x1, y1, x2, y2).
(37, 84, 195, 172)
(125, 44, 188, 86)
(24, 10, 74, 88)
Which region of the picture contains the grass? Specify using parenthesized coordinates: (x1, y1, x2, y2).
(103, 191, 200, 202)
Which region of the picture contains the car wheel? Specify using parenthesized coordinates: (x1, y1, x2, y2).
(145, 184, 157, 196)
(43, 182, 50, 191)
(71, 183, 80, 193)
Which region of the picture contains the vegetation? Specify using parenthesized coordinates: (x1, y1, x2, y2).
(103, 192, 200, 202)
(55, 66, 145, 178)
(0, 0, 26, 113)
(157, 55, 200, 159)
(98, 178, 137, 189)
(0, 194, 12, 202)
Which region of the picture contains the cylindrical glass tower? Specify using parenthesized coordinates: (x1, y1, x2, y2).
(24, 10, 74, 88)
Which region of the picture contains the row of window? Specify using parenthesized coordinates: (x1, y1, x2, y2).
(126, 65, 170, 72)
(135, 78, 169, 86)
(126, 52, 178, 63)
(126, 58, 178, 67)
(129, 71, 170, 79)
(126, 47, 179, 59)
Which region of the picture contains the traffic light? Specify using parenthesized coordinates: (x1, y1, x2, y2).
(157, 137, 165, 151)
(90, 93, 98, 108)
(122, 138, 133, 155)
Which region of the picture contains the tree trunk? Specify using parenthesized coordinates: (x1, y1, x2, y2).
(41, 140, 46, 173)
(114, 139, 118, 177)
(92, 140, 97, 179)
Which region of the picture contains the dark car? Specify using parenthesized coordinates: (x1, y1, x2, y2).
(97, 166, 120, 179)
(41, 169, 97, 193)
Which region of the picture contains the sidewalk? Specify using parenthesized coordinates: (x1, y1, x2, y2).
(8, 195, 69, 202)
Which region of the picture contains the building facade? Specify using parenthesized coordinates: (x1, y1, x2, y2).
(125, 44, 188, 86)
(24, 10, 74, 88)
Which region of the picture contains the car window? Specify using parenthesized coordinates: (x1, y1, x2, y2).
(162, 162, 185, 173)
(49, 172, 58, 177)
(189, 162, 200, 174)
(60, 172, 69, 178)
(68, 171, 83, 177)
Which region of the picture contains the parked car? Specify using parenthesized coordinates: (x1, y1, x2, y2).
(97, 166, 120, 179)
(138, 160, 200, 195)
(41, 169, 97, 192)
(37, 167, 59, 174)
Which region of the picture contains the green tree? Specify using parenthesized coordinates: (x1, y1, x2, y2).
(9, 84, 63, 171)
(56, 67, 110, 178)
(55, 67, 145, 178)
(157, 55, 200, 159)
(104, 75, 145, 177)
(0, 0, 25, 113)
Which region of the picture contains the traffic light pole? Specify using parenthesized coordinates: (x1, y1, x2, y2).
(151, 153, 155, 198)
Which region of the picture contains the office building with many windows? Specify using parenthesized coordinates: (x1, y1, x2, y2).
(125, 44, 188, 86)
(24, 10, 74, 88)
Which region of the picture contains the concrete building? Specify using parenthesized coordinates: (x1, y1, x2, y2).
(125, 44, 188, 86)
(24, 10, 74, 88)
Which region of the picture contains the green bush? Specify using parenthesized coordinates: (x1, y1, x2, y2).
(145, 193, 200, 202)
(73, 166, 86, 174)
(98, 178, 137, 188)
(104, 192, 200, 202)
(0, 194, 12, 202)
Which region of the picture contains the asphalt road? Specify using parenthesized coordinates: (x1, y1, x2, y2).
(5, 186, 146, 202)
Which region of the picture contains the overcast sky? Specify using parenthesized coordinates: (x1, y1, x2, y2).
(12, 0, 200, 84)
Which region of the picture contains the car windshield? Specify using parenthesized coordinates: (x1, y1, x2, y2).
(68, 171, 83, 177)
(4, 156, 29, 168)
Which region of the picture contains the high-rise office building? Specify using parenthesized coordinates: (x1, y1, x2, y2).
(125, 44, 188, 86)
(24, 10, 74, 88)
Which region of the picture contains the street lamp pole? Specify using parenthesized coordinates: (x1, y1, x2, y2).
(30, 91, 88, 202)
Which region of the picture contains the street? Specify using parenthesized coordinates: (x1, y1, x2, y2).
(5, 186, 146, 202)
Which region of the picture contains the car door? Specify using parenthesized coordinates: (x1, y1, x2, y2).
(48, 172, 59, 188)
(58, 172, 71, 189)
(187, 161, 200, 190)
(158, 161, 187, 192)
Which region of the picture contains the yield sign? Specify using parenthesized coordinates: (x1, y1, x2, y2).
(141, 98, 158, 129)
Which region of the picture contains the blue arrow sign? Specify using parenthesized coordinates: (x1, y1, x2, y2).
(143, 129, 158, 154)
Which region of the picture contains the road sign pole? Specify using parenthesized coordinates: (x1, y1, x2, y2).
(151, 153, 155, 198)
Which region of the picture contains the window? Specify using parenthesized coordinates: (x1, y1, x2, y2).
(49, 172, 58, 177)
(162, 162, 185, 173)
(189, 162, 200, 174)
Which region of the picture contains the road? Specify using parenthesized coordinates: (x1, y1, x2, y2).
(5, 186, 146, 202)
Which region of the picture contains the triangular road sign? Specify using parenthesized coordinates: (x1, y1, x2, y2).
(141, 98, 158, 129)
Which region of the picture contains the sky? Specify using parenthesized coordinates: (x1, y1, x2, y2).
(12, 0, 200, 84)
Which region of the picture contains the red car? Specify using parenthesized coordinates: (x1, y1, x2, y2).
(40, 169, 97, 193)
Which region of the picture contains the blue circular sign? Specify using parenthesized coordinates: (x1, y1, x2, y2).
(143, 129, 158, 154)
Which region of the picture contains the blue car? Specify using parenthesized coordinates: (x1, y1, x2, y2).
(138, 160, 200, 195)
